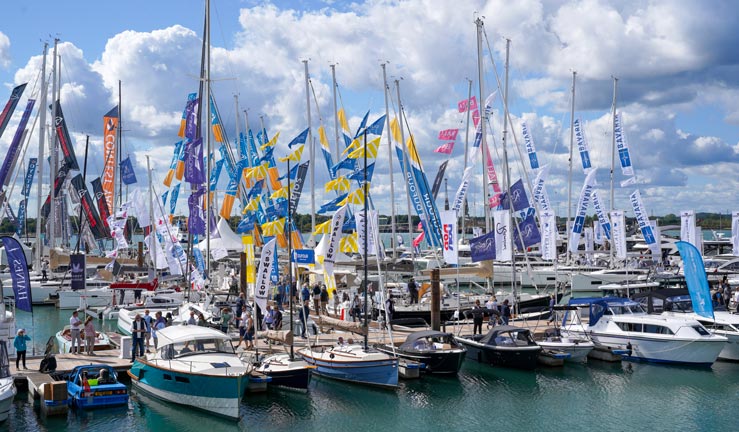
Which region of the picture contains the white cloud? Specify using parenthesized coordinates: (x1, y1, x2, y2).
(0, 32, 10, 69)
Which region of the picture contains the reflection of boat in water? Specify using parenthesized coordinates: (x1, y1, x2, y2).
(128, 326, 250, 419)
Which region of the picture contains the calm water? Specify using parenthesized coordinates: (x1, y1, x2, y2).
(7, 307, 739, 431)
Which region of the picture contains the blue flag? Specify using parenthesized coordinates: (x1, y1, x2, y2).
(499, 179, 529, 212)
(318, 193, 348, 214)
(331, 157, 357, 178)
(676, 241, 714, 320)
(170, 183, 181, 215)
(354, 110, 369, 138)
(365, 115, 386, 136)
(288, 127, 310, 148)
(120, 157, 137, 185)
(161, 190, 169, 207)
(237, 215, 256, 234)
(513, 213, 541, 250)
(1, 236, 31, 312)
(470, 231, 496, 262)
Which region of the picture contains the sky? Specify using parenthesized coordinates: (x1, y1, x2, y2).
(2, 0, 739, 225)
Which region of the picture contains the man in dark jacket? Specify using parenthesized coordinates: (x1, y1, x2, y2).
(407, 278, 418, 304)
(299, 300, 311, 338)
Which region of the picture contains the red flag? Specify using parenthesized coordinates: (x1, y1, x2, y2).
(412, 231, 425, 248)
(457, 96, 477, 113)
(438, 128, 459, 141)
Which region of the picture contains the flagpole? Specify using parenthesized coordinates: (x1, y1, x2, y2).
(395, 80, 414, 270)
(287, 159, 294, 361)
(567, 71, 576, 264)
(35, 42, 47, 272)
(363, 130, 369, 352)
(381, 63, 396, 258)
(74, 136, 90, 254)
(609, 77, 618, 268)
(49, 39, 59, 249)
(303, 60, 316, 243)
(205, 0, 212, 277)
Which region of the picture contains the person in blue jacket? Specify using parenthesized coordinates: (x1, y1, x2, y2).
(14, 328, 31, 370)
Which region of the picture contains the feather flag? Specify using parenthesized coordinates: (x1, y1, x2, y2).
(325, 176, 350, 193)
(287, 128, 310, 148)
(278, 144, 304, 162)
(244, 195, 261, 213)
(364, 115, 386, 136)
(354, 111, 369, 138)
(210, 97, 226, 143)
(163, 140, 183, 187)
(318, 193, 349, 214)
(318, 125, 336, 180)
(245, 162, 268, 180)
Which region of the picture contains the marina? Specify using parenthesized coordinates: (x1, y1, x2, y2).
(1, 0, 739, 430)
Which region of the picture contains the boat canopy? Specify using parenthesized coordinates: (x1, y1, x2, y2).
(156, 325, 230, 347)
(568, 297, 643, 325)
(478, 326, 531, 345)
(632, 288, 690, 313)
(399, 330, 454, 350)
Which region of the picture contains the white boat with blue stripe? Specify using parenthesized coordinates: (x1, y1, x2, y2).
(298, 343, 398, 388)
(128, 325, 249, 419)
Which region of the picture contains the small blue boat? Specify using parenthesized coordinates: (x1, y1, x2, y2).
(66, 365, 128, 409)
(299, 344, 398, 388)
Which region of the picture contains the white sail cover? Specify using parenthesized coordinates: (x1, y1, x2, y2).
(196, 218, 244, 252)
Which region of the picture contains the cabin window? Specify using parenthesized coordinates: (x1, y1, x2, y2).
(163, 374, 172, 380)
(643, 324, 672, 335)
(175, 376, 190, 383)
(692, 326, 710, 336)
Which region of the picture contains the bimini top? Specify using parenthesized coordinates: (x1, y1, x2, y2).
(479, 326, 532, 345)
(156, 325, 230, 347)
(399, 330, 453, 350)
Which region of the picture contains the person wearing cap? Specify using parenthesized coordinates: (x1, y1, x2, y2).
(14, 329, 31, 370)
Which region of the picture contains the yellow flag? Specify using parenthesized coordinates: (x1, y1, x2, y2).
(270, 187, 288, 200)
(338, 108, 350, 132)
(261, 218, 285, 236)
(347, 136, 380, 159)
(324, 176, 350, 193)
(313, 219, 332, 235)
(243, 195, 261, 213)
(260, 131, 280, 151)
(244, 235, 255, 283)
(390, 117, 401, 143)
(277, 144, 304, 162)
(318, 126, 331, 151)
(338, 187, 366, 206)
(342, 137, 361, 155)
(340, 232, 358, 253)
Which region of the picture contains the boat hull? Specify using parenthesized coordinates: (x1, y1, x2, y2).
(536, 340, 594, 363)
(299, 348, 398, 388)
(455, 336, 541, 370)
(583, 331, 725, 366)
(0, 378, 16, 422)
(263, 366, 312, 392)
(374, 345, 466, 375)
(128, 361, 248, 419)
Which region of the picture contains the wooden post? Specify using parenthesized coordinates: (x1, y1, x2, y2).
(240, 252, 247, 297)
(137, 242, 143, 268)
(431, 268, 441, 330)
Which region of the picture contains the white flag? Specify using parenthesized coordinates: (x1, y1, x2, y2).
(540, 210, 557, 261)
(452, 166, 474, 212)
(325, 205, 348, 265)
(629, 189, 660, 262)
(440, 210, 458, 265)
(610, 210, 627, 260)
(254, 238, 276, 313)
(568, 169, 597, 254)
(614, 112, 635, 177)
(356, 210, 378, 256)
(593, 221, 604, 245)
(680, 210, 697, 247)
(584, 227, 594, 253)
(532, 164, 551, 211)
(493, 210, 512, 262)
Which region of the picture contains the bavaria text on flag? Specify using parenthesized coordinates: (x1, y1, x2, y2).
(568, 169, 597, 254)
(540, 210, 557, 260)
(573, 118, 592, 174)
(629, 189, 660, 261)
(521, 122, 539, 170)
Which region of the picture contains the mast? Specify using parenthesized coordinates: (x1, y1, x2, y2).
(303, 60, 315, 240)
(567, 71, 576, 262)
(381, 63, 396, 258)
(205, 0, 211, 275)
(74, 136, 90, 254)
(331, 64, 341, 161)
(146, 155, 156, 271)
(287, 159, 294, 360)
(117, 80, 122, 210)
(49, 39, 59, 249)
(461, 78, 472, 243)
(609, 77, 618, 266)
(363, 130, 369, 351)
(476, 18, 491, 233)
(501, 39, 517, 309)
(395, 80, 413, 266)
(35, 42, 48, 270)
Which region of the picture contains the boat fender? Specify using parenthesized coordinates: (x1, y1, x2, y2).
(329, 353, 335, 359)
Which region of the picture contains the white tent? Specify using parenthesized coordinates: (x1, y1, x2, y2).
(196, 218, 244, 252)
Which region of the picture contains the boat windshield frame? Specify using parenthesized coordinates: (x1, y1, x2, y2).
(160, 338, 236, 359)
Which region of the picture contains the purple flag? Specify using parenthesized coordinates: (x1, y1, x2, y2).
(184, 94, 199, 140)
(0, 83, 26, 140)
(0, 99, 35, 187)
(513, 213, 542, 250)
(188, 187, 206, 235)
(499, 179, 529, 212)
(1, 236, 32, 312)
(184, 138, 205, 185)
(470, 231, 496, 262)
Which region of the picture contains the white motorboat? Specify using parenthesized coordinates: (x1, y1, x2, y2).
(0, 340, 16, 422)
(562, 297, 726, 366)
(55, 325, 114, 354)
(128, 325, 250, 419)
